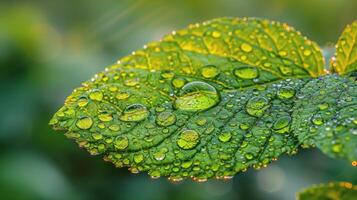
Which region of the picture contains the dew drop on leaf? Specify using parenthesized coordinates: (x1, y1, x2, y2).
(98, 123, 105, 129)
(246, 96, 269, 117)
(155, 106, 165, 112)
(156, 111, 176, 127)
(174, 81, 220, 112)
(311, 114, 324, 125)
(279, 50, 288, 57)
(318, 103, 329, 110)
(212, 31, 221, 38)
(114, 136, 129, 150)
(153, 150, 166, 161)
(332, 143, 342, 153)
(181, 160, 193, 168)
(89, 89, 103, 101)
(149, 170, 161, 179)
(134, 154, 144, 163)
(161, 70, 175, 79)
(245, 153, 253, 160)
(303, 49, 312, 56)
(241, 43, 253, 52)
(77, 96, 89, 107)
(92, 133, 103, 140)
(218, 132, 232, 142)
(124, 78, 139, 87)
(171, 78, 186, 88)
(233, 66, 259, 80)
(120, 104, 149, 122)
(76, 116, 93, 130)
(109, 124, 120, 131)
(273, 116, 291, 133)
(239, 123, 250, 130)
(277, 86, 296, 99)
(201, 65, 220, 78)
(279, 66, 293, 75)
(116, 92, 130, 100)
(177, 130, 200, 150)
(195, 118, 207, 126)
(98, 111, 113, 122)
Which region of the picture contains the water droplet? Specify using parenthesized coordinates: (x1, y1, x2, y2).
(109, 124, 120, 131)
(263, 62, 272, 67)
(56, 111, 64, 117)
(124, 78, 139, 87)
(114, 136, 129, 150)
(172, 78, 186, 88)
(303, 49, 311, 56)
(109, 86, 118, 92)
(277, 86, 295, 99)
(116, 92, 130, 100)
(161, 71, 175, 79)
(120, 104, 149, 122)
(212, 31, 221, 38)
(174, 81, 220, 112)
(311, 114, 324, 125)
(156, 111, 176, 127)
(177, 130, 200, 150)
(155, 106, 165, 112)
(279, 51, 287, 57)
(279, 66, 293, 75)
(98, 123, 105, 129)
(92, 133, 103, 140)
(318, 103, 329, 110)
(98, 112, 113, 122)
(241, 43, 253, 52)
(49, 118, 58, 125)
(233, 66, 259, 80)
(332, 143, 342, 153)
(76, 116, 93, 130)
(78, 97, 89, 107)
(245, 153, 253, 160)
(181, 161, 193, 168)
(195, 118, 207, 126)
(239, 123, 250, 130)
(153, 151, 166, 161)
(246, 96, 269, 117)
(89, 90, 103, 101)
(201, 65, 219, 78)
(273, 116, 291, 130)
(149, 170, 161, 179)
(218, 132, 232, 143)
(134, 154, 144, 163)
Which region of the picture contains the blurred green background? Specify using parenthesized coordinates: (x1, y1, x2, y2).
(0, 0, 356, 199)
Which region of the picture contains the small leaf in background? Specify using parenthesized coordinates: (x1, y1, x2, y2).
(332, 20, 357, 75)
(297, 182, 357, 200)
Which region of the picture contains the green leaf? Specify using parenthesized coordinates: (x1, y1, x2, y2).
(292, 75, 357, 161)
(50, 17, 355, 180)
(332, 20, 357, 75)
(297, 182, 357, 200)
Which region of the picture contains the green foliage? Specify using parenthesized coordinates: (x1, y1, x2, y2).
(50, 17, 357, 181)
(332, 20, 357, 75)
(297, 182, 357, 200)
(292, 75, 357, 161)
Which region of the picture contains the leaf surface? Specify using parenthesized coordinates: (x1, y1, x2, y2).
(292, 75, 357, 161)
(50, 18, 356, 180)
(332, 20, 357, 74)
(297, 182, 357, 200)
